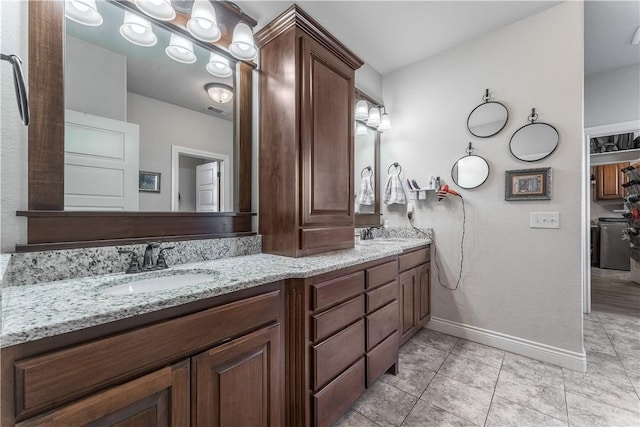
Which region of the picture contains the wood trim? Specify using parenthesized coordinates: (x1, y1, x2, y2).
(255, 4, 364, 70)
(237, 62, 253, 212)
(24, 0, 256, 248)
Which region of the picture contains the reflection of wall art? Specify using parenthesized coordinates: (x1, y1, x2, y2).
(139, 171, 161, 193)
(505, 168, 551, 201)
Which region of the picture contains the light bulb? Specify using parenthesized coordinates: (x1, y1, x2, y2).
(165, 33, 197, 64)
(134, 0, 176, 21)
(206, 52, 233, 77)
(65, 0, 103, 26)
(120, 11, 157, 47)
(366, 107, 381, 127)
(229, 22, 257, 61)
(378, 113, 391, 132)
(355, 100, 369, 121)
(187, 0, 221, 42)
(355, 122, 368, 136)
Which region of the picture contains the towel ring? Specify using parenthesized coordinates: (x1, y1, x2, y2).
(361, 166, 373, 178)
(388, 162, 402, 174)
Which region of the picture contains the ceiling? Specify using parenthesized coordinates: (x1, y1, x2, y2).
(236, 1, 562, 75)
(584, 1, 640, 76)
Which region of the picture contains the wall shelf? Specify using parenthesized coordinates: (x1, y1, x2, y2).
(590, 148, 640, 166)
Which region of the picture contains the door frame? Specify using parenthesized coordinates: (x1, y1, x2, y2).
(171, 145, 231, 212)
(583, 120, 640, 313)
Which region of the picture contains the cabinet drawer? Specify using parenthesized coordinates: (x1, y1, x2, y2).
(313, 320, 365, 390)
(300, 226, 354, 250)
(366, 260, 398, 289)
(366, 300, 398, 351)
(366, 280, 398, 313)
(14, 291, 280, 419)
(366, 331, 399, 387)
(311, 271, 364, 311)
(399, 247, 430, 272)
(313, 358, 365, 427)
(312, 295, 364, 342)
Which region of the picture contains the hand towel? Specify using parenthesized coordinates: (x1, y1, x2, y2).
(356, 176, 375, 206)
(384, 173, 406, 205)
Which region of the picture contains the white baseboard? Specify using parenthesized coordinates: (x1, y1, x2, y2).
(427, 317, 587, 372)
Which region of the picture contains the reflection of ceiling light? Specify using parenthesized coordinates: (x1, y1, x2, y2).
(120, 11, 157, 47)
(187, 0, 221, 42)
(378, 112, 392, 132)
(65, 0, 103, 26)
(206, 52, 233, 77)
(366, 107, 381, 127)
(205, 83, 233, 103)
(165, 33, 197, 64)
(355, 122, 368, 136)
(355, 100, 369, 121)
(134, 0, 176, 21)
(633, 25, 640, 45)
(229, 22, 257, 61)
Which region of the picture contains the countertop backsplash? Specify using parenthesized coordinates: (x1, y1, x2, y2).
(3, 235, 262, 287)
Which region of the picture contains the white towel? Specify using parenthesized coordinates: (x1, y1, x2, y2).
(356, 176, 375, 206)
(384, 173, 406, 204)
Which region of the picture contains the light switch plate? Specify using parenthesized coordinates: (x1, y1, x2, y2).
(530, 212, 560, 229)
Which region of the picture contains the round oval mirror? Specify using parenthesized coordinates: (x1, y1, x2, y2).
(467, 102, 508, 138)
(451, 155, 490, 189)
(509, 123, 559, 162)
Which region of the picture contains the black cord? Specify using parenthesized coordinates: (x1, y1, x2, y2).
(410, 195, 465, 291)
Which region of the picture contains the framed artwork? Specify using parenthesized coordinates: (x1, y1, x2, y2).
(139, 171, 161, 193)
(505, 168, 551, 201)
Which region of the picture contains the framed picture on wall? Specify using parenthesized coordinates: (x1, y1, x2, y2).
(139, 171, 161, 193)
(505, 168, 551, 201)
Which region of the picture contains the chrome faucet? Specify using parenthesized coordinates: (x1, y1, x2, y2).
(119, 243, 174, 274)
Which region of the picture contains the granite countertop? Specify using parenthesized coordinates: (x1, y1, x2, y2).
(0, 238, 430, 348)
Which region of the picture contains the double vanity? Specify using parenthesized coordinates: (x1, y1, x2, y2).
(1, 238, 431, 427)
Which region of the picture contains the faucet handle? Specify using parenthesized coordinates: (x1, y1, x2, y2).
(118, 250, 140, 274)
(156, 247, 175, 269)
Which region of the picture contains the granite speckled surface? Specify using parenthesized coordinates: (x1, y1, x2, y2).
(5, 235, 262, 287)
(1, 238, 430, 348)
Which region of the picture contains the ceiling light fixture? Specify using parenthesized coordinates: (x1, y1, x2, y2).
(134, 0, 176, 21)
(366, 107, 381, 127)
(65, 0, 103, 26)
(187, 0, 221, 42)
(632, 25, 640, 45)
(229, 22, 257, 61)
(378, 108, 392, 132)
(205, 83, 233, 103)
(166, 33, 197, 63)
(120, 11, 157, 47)
(355, 100, 369, 121)
(206, 52, 233, 77)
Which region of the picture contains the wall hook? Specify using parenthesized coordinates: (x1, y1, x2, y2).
(528, 108, 538, 123)
(482, 88, 491, 102)
(466, 142, 476, 155)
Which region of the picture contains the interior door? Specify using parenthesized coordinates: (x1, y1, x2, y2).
(64, 110, 139, 211)
(196, 161, 219, 212)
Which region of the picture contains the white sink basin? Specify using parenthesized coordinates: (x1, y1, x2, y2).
(101, 271, 218, 296)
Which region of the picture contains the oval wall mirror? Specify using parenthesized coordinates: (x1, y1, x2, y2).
(467, 89, 508, 138)
(451, 143, 490, 189)
(509, 108, 559, 162)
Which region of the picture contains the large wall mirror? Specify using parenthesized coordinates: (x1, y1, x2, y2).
(19, 1, 256, 250)
(354, 90, 382, 227)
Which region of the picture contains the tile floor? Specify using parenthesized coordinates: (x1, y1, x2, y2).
(334, 310, 640, 426)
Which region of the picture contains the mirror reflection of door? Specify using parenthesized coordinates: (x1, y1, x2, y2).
(178, 156, 221, 212)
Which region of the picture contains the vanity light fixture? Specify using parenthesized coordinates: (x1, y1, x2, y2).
(165, 33, 197, 64)
(187, 0, 221, 42)
(366, 107, 381, 127)
(378, 108, 392, 132)
(205, 83, 233, 103)
(134, 0, 176, 21)
(633, 25, 640, 45)
(355, 122, 369, 136)
(229, 22, 257, 61)
(65, 0, 103, 27)
(206, 52, 233, 77)
(355, 100, 369, 121)
(120, 11, 157, 47)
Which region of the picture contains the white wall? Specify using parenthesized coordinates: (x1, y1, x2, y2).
(65, 36, 127, 121)
(0, 1, 28, 253)
(355, 63, 383, 102)
(585, 64, 640, 128)
(381, 2, 584, 354)
(127, 92, 234, 211)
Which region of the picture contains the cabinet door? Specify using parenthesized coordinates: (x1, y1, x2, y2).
(16, 362, 189, 427)
(192, 323, 282, 427)
(416, 263, 431, 327)
(300, 35, 355, 227)
(596, 162, 629, 200)
(399, 269, 417, 346)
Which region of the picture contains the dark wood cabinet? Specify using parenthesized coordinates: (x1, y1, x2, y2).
(417, 263, 431, 324)
(399, 269, 417, 345)
(398, 246, 431, 346)
(256, 5, 363, 257)
(595, 162, 629, 200)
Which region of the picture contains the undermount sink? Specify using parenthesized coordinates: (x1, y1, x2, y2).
(359, 238, 407, 245)
(101, 270, 219, 296)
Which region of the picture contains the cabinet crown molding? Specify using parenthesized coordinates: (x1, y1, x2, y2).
(255, 4, 364, 70)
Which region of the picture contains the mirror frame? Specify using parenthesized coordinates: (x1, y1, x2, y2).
(467, 101, 509, 138)
(509, 122, 559, 163)
(451, 154, 490, 189)
(18, 0, 257, 251)
(354, 89, 382, 227)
